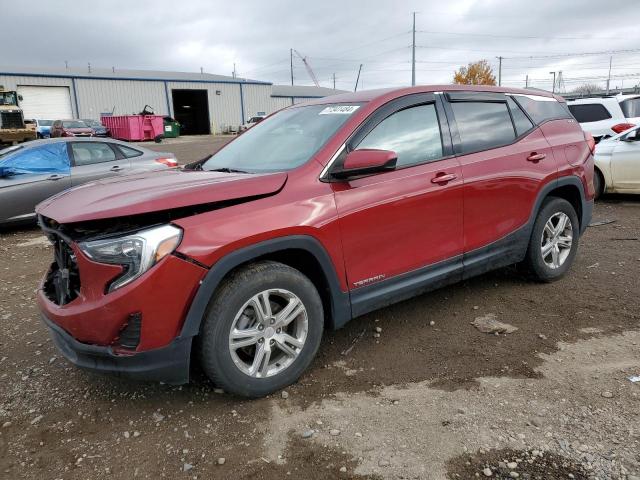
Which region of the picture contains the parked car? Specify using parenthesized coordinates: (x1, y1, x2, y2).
(82, 119, 110, 137)
(35, 86, 594, 398)
(0, 137, 177, 225)
(34, 119, 54, 139)
(566, 95, 638, 142)
(593, 124, 640, 198)
(50, 120, 94, 138)
(241, 115, 266, 131)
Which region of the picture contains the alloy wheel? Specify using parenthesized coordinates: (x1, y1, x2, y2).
(540, 212, 573, 269)
(228, 289, 308, 378)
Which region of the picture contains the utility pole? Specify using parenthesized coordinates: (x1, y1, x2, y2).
(354, 64, 363, 92)
(606, 56, 613, 94)
(525, 74, 529, 88)
(497, 56, 503, 86)
(333, 73, 336, 90)
(232, 63, 236, 78)
(290, 48, 294, 86)
(411, 12, 416, 86)
(549, 71, 556, 93)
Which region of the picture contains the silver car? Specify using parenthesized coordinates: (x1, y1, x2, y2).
(0, 137, 177, 225)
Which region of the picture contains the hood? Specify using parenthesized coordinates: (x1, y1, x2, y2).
(36, 169, 288, 224)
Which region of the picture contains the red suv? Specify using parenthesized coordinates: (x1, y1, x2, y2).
(36, 86, 594, 398)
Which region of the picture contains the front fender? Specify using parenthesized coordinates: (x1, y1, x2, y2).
(179, 235, 352, 338)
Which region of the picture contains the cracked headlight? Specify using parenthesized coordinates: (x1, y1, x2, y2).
(80, 224, 182, 292)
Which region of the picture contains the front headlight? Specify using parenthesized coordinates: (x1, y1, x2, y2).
(80, 224, 182, 292)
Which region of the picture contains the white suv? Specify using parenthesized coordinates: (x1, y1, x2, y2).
(566, 94, 639, 141)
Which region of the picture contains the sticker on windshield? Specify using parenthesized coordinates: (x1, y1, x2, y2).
(319, 105, 360, 115)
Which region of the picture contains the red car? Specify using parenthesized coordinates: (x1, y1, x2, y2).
(36, 85, 594, 397)
(50, 119, 94, 138)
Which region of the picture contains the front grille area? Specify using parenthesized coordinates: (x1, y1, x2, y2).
(43, 232, 81, 306)
(0, 111, 23, 129)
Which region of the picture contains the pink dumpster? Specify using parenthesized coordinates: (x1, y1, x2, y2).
(100, 115, 164, 142)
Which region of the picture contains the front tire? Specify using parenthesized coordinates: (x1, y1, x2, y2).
(523, 197, 579, 282)
(198, 261, 323, 398)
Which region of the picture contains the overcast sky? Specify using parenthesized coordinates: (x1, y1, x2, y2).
(4, 0, 640, 92)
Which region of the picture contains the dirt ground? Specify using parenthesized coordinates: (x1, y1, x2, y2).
(1, 136, 639, 479)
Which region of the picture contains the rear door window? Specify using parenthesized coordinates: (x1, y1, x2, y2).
(507, 97, 534, 136)
(567, 104, 612, 123)
(356, 104, 444, 167)
(450, 101, 516, 154)
(71, 142, 117, 166)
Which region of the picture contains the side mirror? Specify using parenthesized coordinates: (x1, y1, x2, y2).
(332, 149, 397, 180)
(18, 95, 23, 102)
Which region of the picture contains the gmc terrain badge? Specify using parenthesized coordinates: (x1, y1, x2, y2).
(353, 274, 386, 287)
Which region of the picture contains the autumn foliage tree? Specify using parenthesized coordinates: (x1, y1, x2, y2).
(453, 60, 497, 86)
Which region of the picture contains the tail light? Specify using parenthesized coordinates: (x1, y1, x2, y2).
(584, 132, 596, 154)
(155, 157, 178, 168)
(611, 122, 635, 134)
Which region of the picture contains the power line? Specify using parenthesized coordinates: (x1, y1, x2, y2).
(415, 30, 627, 41)
(503, 48, 640, 60)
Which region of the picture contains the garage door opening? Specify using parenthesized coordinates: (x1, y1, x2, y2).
(171, 89, 210, 135)
(17, 85, 73, 120)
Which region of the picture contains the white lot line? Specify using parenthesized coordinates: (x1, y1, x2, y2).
(263, 330, 640, 479)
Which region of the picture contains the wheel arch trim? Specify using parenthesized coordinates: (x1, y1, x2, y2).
(179, 235, 351, 339)
(534, 176, 592, 235)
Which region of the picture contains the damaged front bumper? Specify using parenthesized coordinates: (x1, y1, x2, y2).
(41, 313, 192, 384)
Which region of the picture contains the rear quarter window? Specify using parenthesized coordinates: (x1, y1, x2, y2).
(567, 103, 612, 123)
(619, 97, 640, 118)
(511, 94, 572, 124)
(117, 145, 143, 158)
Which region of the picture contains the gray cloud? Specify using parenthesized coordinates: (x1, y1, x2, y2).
(3, 0, 639, 92)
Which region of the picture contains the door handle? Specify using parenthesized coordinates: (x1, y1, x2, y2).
(527, 152, 546, 162)
(110, 166, 123, 172)
(431, 172, 458, 185)
(47, 174, 63, 181)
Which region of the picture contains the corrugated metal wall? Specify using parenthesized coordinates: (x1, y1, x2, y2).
(75, 79, 166, 119)
(241, 84, 282, 120)
(0, 73, 333, 133)
(0, 75, 77, 117)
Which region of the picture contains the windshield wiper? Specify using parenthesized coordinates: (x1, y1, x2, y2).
(207, 167, 251, 174)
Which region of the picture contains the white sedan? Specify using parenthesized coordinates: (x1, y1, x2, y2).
(594, 125, 640, 199)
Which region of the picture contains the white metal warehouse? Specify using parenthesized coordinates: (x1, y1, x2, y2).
(0, 66, 344, 134)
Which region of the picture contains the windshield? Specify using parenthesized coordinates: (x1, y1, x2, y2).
(0, 92, 18, 106)
(202, 104, 361, 173)
(39, 120, 53, 126)
(620, 97, 640, 117)
(0, 145, 23, 159)
(63, 120, 88, 128)
(82, 119, 102, 127)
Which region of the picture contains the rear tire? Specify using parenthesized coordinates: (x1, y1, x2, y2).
(593, 169, 604, 200)
(523, 197, 579, 282)
(197, 261, 323, 398)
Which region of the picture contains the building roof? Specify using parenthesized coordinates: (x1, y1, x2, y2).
(271, 84, 347, 98)
(0, 65, 270, 85)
